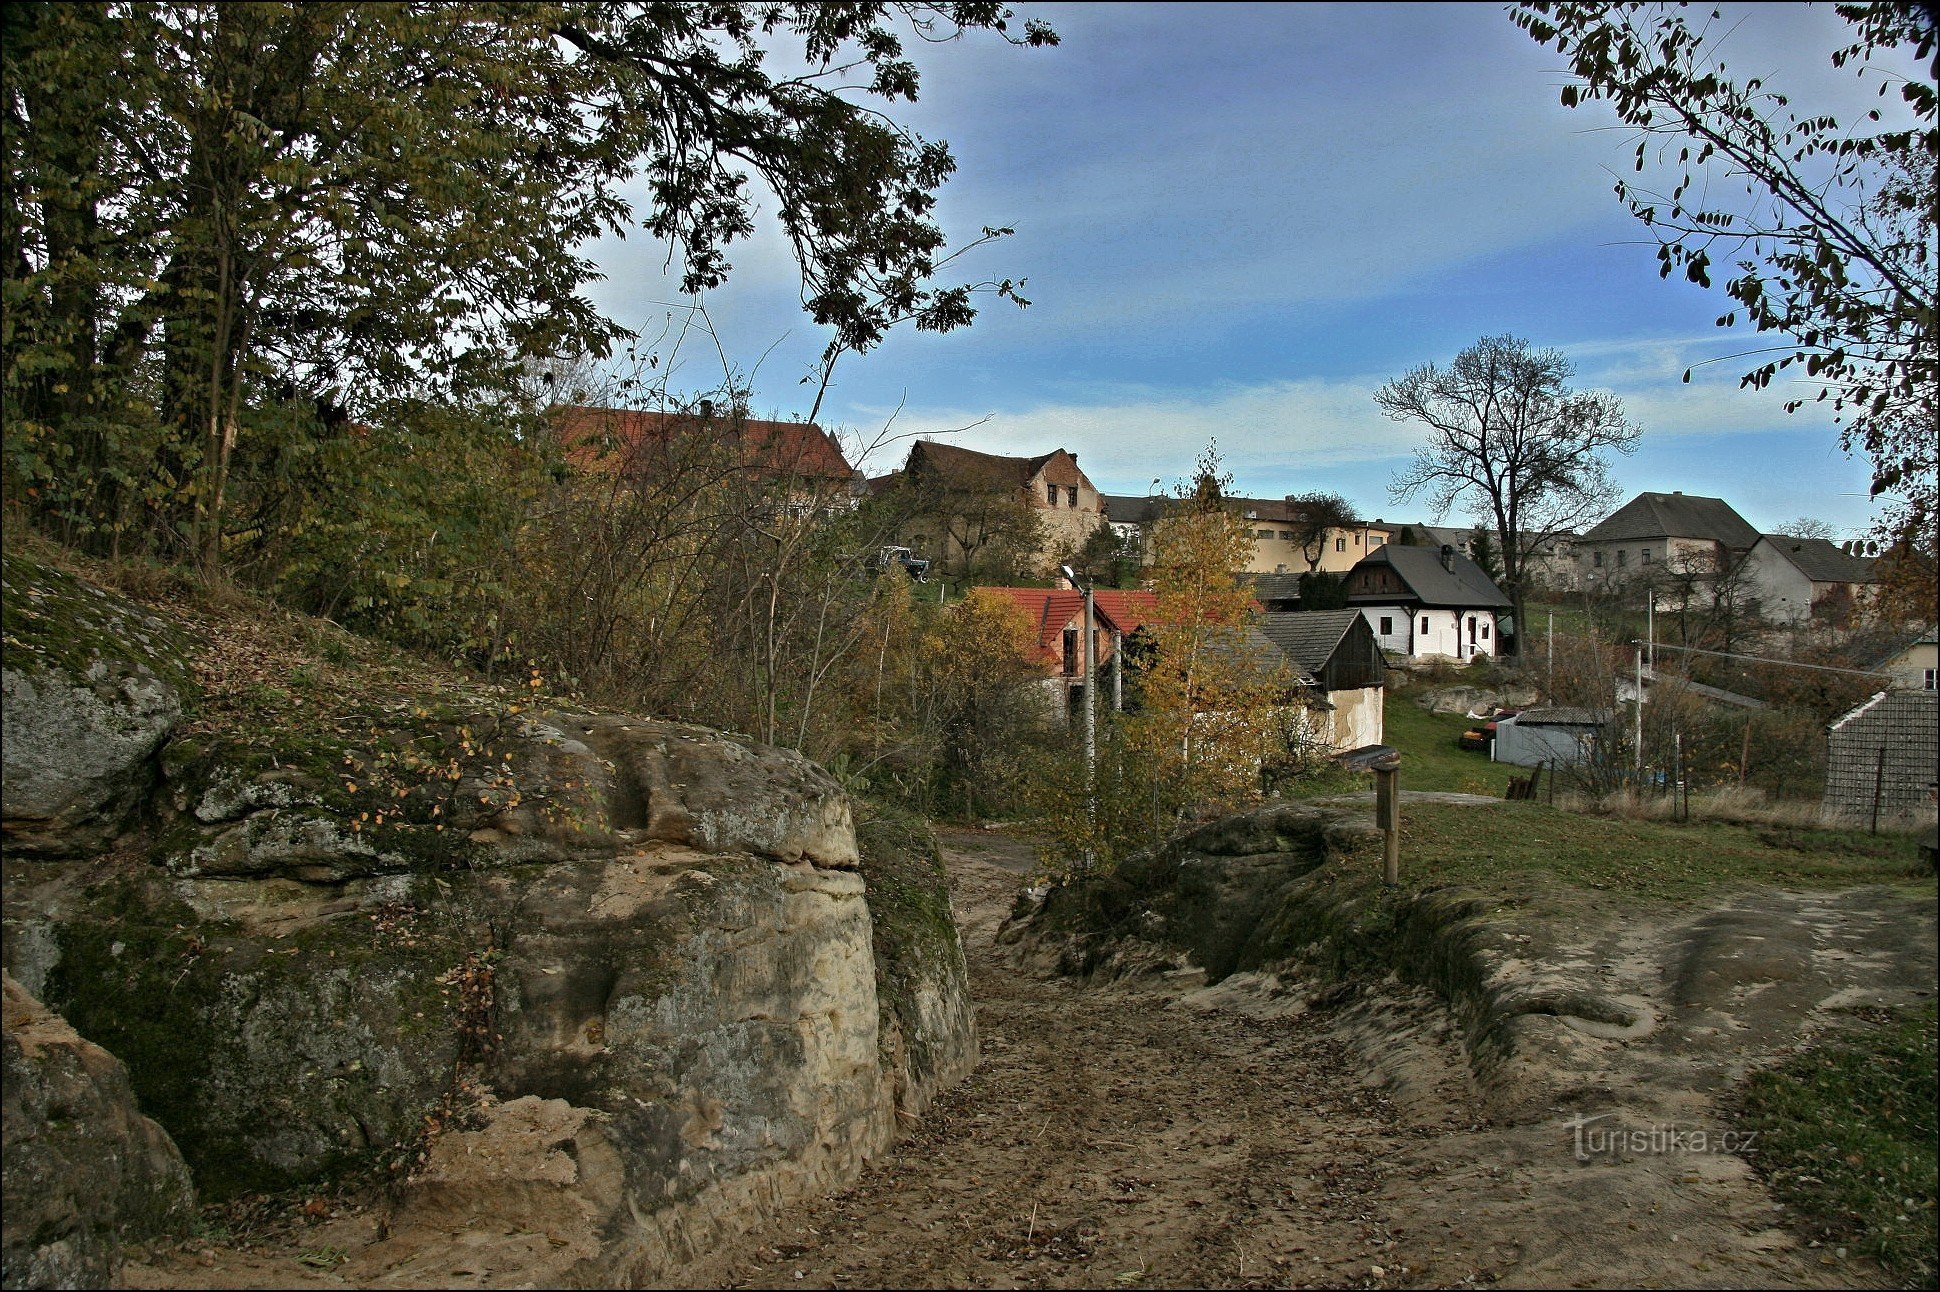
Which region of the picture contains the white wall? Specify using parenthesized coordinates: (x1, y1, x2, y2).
(1327, 686, 1384, 750)
(1742, 541, 1815, 624)
(1360, 606, 1498, 660)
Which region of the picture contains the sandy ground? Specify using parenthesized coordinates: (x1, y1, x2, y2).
(121, 823, 1929, 1289)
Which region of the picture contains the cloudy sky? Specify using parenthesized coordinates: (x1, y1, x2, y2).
(581, 2, 1927, 540)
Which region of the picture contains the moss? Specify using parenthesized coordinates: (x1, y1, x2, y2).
(0, 551, 197, 697)
(44, 869, 481, 1200)
(43, 877, 229, 1185)
(855, 801, 965, 1077)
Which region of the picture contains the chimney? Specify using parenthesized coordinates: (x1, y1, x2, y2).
(1440, 543, 1456, 572)
(698, 398, 715, 419)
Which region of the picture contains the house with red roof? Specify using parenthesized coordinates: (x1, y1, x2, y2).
(549, 403, 863, 510)
(976, 586, 1151, 719)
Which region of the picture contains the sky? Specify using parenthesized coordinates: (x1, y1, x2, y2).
(579, 2, 1931, 543)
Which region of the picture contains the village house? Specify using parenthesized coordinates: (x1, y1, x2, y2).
(875, 441, 1103, 578)
(549, 403, 863, 511)
(1253, 609, 1387, 751)
(975, 585, 1136, 720)
(1391, 522, 1579, 592)
(1343, 543, 1511, 662)
(1099, 493, 1389, 575)
(1740, 533, 1879, 624)
(1870, 630, 1938, 692)
(1575, 491, 1759, 590)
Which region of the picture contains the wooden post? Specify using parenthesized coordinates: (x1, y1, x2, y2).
(1374, 753, 1401, 886)
(1871, 745, 1886, 835)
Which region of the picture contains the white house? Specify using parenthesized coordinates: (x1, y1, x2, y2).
(1342, 544, 1512, 662)
(1741, 534, 1878, 624)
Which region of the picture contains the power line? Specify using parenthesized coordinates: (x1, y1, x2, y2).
(1634, 639, 1893, 680)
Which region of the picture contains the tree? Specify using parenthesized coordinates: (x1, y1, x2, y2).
(1511, 2, 1938, 556)
(1377, 334, 1640, 654)
(2, 2, 1057, 566)
(1781, 517, 1837, 541)
(1466, 524, 1505, 585)
(1122, 446, 1286, 831)
(1284, 490, 1358, 572)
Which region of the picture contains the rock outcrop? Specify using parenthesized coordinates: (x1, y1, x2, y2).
(1, 973, 196, 1289)
(1, 553, 977, 1285)
(1, 557, 190, 855)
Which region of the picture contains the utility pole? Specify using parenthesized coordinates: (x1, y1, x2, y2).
(1634, 642, 1644, 785)
(1061, 566, 1098, 869)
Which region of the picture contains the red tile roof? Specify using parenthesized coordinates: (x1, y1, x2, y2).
(975, 587, 1162, 667)
(550, 405, 857, 482)
(1091, 589, 1161, 635)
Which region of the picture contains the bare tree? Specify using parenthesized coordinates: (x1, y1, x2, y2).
(1377, 334, 1640, 654)
(1283, 490, 1358, 572)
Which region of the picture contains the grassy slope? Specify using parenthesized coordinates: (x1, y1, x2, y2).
(1382, 688, 1519, 796)
(1740, 1003, 1939, 1286)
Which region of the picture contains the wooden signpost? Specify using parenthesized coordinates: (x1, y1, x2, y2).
(1372, 751, 1401, 886)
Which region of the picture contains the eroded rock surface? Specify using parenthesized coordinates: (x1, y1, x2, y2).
(0, 556, 976, 1286)
(2, 557, 190, 855)
(1, 973, 196, 1289)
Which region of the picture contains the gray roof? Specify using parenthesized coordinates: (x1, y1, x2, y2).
(1582, 492, 1759, 548)
(1240, 572, 1305, 603)
(1349, 544, 1511, 609)
(1255, 610, 1366, 677)
(1503, 707, 1606, 727)
(1100, 494, 1169, 526)
(1391, 523, 1472, 549)
(1758, 534, 1878, 584)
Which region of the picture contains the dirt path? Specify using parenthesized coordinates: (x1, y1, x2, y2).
(670, 827, 1896, 1292)
(123, 823, 1918, 1289)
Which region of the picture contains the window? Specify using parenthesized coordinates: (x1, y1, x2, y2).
(1640, 548, 1652, 564)
(1061, 627, 1077, 675)
(1379, 616, 1393, 635)
(1925, 668, 1937, 690)
(1335, 537, 1346, 553)
(1066, 485, 1078, 507)
(1253, 528, 1269, 539)
(1593, 551, 1604, 568)
(1046, 484, 1057, 506)
(1420, 616, 1430, 634)
(1617, 550, 1628, 568)
(1354, 533, 1361, 544)
(1279, 529, 1296, 540)
(1481, 624, 1490, 640)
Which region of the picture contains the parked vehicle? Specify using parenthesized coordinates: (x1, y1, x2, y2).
(1456, 707, 1519, 752)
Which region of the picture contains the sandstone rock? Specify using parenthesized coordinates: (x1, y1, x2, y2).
(2, 559, 974, 1283)
(1, 556, 188, 856)
(1, 972, 196, 1289)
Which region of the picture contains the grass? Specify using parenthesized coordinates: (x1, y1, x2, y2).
(1391, 800, 1933, 904)
(1381, 689, 1519, 796)
(1739, 1003, 1938, 1286)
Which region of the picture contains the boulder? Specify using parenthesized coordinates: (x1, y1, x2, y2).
(0, 558, 976, 1282)
(1, 556, 189, 856)
(1, 972, 196, 1289)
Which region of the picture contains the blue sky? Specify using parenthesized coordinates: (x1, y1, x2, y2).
(581, 3, 1927, 541)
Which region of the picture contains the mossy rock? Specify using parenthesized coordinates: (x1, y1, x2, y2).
(43, 869, 475, 1199)
(2, 552, 196, 854)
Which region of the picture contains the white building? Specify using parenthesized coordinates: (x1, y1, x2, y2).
(1740, 534, 1878, 624)
(1342, 544, 1512, 662)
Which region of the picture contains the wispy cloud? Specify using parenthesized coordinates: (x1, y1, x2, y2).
(857, 332, 1841, 499)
